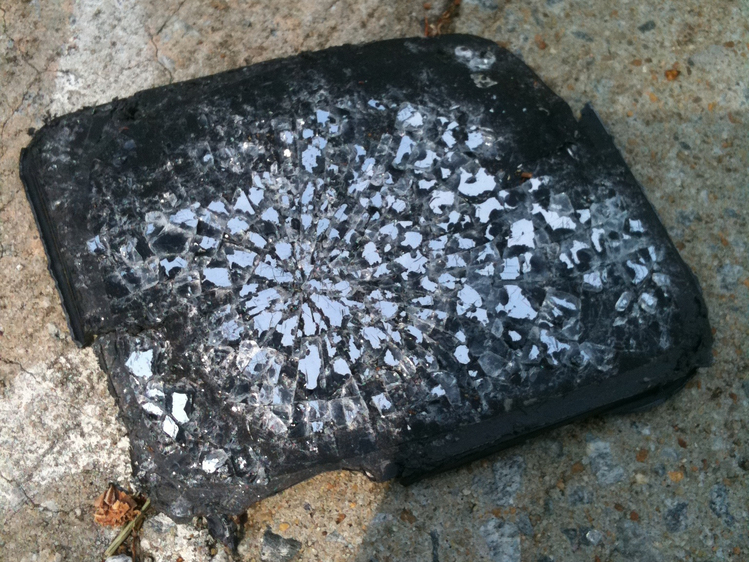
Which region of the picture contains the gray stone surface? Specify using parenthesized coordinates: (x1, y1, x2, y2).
(663, 501, 689, 533)
(480, 518, 520, 562)
(586, 440, 625, 486)
(1, 0, 747, 561)
(709, 483, 736, 527)
(493, 455, 525, 507)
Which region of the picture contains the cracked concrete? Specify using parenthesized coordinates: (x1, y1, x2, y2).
(1, 0, 748, 560)
(0, 350, 131, 557)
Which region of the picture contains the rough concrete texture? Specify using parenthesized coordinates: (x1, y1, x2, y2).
(0, 0, 747, 560)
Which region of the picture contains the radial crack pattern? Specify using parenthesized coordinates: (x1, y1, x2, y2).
(85, 88, 676, 476)
(20, 35, 711, 522)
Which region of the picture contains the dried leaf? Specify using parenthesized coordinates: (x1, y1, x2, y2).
(94, 485, 140, 527)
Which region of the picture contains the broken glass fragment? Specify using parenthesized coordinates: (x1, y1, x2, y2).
(20, 35, 711, 533)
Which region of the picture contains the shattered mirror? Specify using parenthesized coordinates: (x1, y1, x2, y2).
(20, 35, 711, 532)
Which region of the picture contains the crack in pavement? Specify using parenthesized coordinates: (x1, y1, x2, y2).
(0, 355, 48, 387)
(148, 33, 174, 84)
(0, 353, 129, 525)
(0, 29, 47, 159)
(0, 93, 29, 154)
(0, 470, 81, 521)
(144, 0, 189, 85)
(0, 5, 9, 38)
(0, 470, 43, 511)
(0, 363, 73, 487)
(156, 0, 188, 36)
(0, 181, 21, 214)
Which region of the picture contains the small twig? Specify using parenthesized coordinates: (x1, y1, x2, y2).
(104, 499, 151, 558)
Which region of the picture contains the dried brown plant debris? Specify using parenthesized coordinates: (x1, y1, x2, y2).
(424, 0, 461, 37)
(94, 484, 140, 527)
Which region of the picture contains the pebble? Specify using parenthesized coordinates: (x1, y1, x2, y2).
(493, 455, 525, 506)
(663, 501, 689, 533)
(676, 210, 697, 227)
(561, 528, 579, 551)
(717, 264, 744, 292)
(105, 556, 132, 562)
(543, 497, 554, 515)
(542, 440, 564, 458)
(723, 208, 739, 219)
(583, 528, 604, 546)
(567, 486, 594, 506)
(325, 530, 348, 544)
(668, 470, 684, 482)
(571, 31, 594, 43)
(709, 484, 735, 527)
(638, 20, 657, 32)
(260, 529, 302, 562)
(47, 323, 61, 339)
(586, 441, 624, 486)
(462, 0, 499, 9)
(660, 447, 679, 461)
(429, 530, 440, 561)
(371, 512, 393, 524)
(515, 512, 533, 536)
(615, 520, 657, 561)
(479, 518, 520, 562)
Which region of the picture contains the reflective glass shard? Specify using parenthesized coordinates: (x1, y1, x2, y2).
(20, 35, 711, 525)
